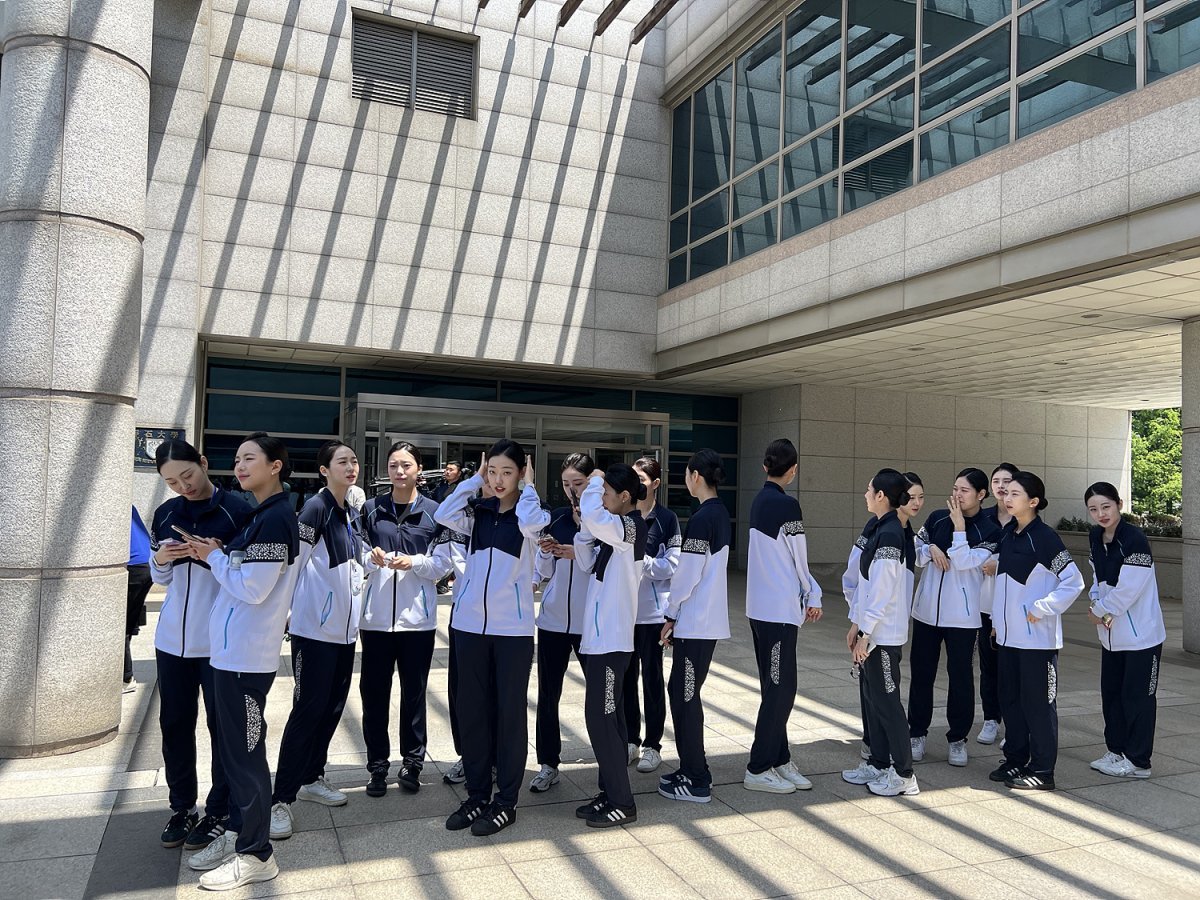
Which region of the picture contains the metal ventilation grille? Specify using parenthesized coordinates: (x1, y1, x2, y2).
(414, 32, 475, 118)
(352, 18, 414, 108)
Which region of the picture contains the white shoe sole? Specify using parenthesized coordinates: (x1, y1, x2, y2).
(948, 757, 968, 767)
(636, 759, 662, 774)
(658, 788, 711, 803)
(296, 788, 348, 808)
(199, 860, 279, 891)
(784, 778, 813, 790)
(743, 780, 796, 794)
(188, 852, 235, 872)
(841, 774, 879, 785)
(868, 783, 920, 797)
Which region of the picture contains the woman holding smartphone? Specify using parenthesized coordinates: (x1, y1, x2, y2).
(359, 441, 447, 797)
(149, 440, 251, 852)
(435, 439, 549, 836)
(269, 440, 367, 839)
(1085, 482, 1165, 779)
(529, 453, 594, 794)
(182, 433, 301, 891)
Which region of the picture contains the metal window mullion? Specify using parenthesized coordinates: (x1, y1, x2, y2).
(1135, 0, 1147, 87)
(410, 28, 419, 110)
(777, 17, 786, 228)
(1009, 0, 1020, 146)
(912, 0, 924, 184)
(838, 0, 850, 217)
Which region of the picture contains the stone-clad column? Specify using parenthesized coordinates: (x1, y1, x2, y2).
(1184, 319, 1200, 654)
(0, 0, 152, 756)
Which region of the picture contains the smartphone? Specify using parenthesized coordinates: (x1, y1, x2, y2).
(171, 524, 198, 542)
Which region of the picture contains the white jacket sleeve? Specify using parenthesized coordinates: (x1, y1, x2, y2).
(574, 528, 598, 574)
(535, 548, 557, 581)
(785, 529, 822, 609)
(1091, 564, 1156, 618)
(1088, 560, 1101, 604)
(1031, 561, 1085, 618)
(947, 534, 995, 570)
(409, 548, 455, 582)
(842, 546, 862, 610)
(855, 558, 904, 638)
(434, 473, 485, 534)
(516, 484, 551, 541)
(664, 550, 706, 621)
(150, 556, 175, 586)
(914, 527, 932, 568)
(207, 551, 287, 606)
(644, 544, 680, 582)
(580, 477, 633, 550)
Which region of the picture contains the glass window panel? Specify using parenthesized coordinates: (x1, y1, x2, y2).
(207, 359, 341, 396)
(920, 27, 1010, 123)
(689, 232, 729, 279)
(1147, 0, 1200, 82)
(670, 213, 688, 253)
(692, 67, 734, 201)
(668, 253, 688, 288)
(1017, 31, 1136, 138)
(733, 163, 779, 219)
(1147, 0, 1173, 9)
(671, 98, 691, 214)
(844, 141, 914, 210)
(732, 209, 777, 261)
(843, 79, 914, 164)
(1017, 0, 1135, 74)
(345, 370, 495, 401)
(783, 125, 839, 195)
(922, 0, 1009, 63)
(735, 26, 783, 176)
(846, 0, 918, 108)
(784, 0, 842, 145)
(499, 384, 633, 410)
(205, 395, 340, 435)
(782, 178, 838, 239)
(691, 424, 740, 454)
(635, 392, 740, 421)
(920, 97, 1010, 178)
(690, 190, 729, 243)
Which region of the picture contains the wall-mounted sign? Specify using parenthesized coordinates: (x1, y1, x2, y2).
(135, 427, 185, 469)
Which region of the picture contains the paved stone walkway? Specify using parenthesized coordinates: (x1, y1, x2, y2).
(4, 574, 1200, 899)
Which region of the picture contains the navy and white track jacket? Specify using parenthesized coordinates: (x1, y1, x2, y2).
(435, 472, 550, 637)
(289, 489, 367, 645)
(207, 491, 301, 674)
(150, 488, 252, 658)
(535, 506, 589, 635)
(854, 510, 913, 647)
(637, 504, 681, 625)
(361, 493, 448, 633)
(664, 497, 731, 640)
(1088, 521, 1166, 652)
(913, 508, 1002, 629)
(573, 476, 648, 655)
(746, 482, 823, 625)
(993, 516, 1085, 650)
(843, 516, 876, 621)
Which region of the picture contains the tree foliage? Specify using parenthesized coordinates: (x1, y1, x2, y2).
(1130, 408, 1182, 517)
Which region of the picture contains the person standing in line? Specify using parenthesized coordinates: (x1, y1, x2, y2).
(1084, 482, 1165, 779)
(842, 469, 920, 797)
(435, 440, 549, 836)
(269, 441, 367, 840)
(148, 440, 251, 852)
(572, 465, 648, 827)
(359, 442, 447, 797)
(441, 523, 471, 785)
(529, 453, 594, 794)
(658, 449, 732, 805)
(182, 433, 301, 891)
(988, 471, 1084, 791)
(434, 460, 463, 504)
(743, 439, 823, 795)
(976, 463, 1019, 746)
(908, 469, 1002, 768)
(624, 456, 679, 775)
(125, 506, 154, 691)
(843, 513, 877, 762)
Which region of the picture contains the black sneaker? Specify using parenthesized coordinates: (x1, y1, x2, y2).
(160, 809, 198, 848)
(183, 814, 227, 851)
(366, 771, 388, 798)
(1007, 771, 1055, 791)
(446, 799, 488, 831)
(586, 800, 637, 828)
(470, 803, 517, 836)
(576, 793, 608, 819)
(988, 761, 1026, 783)
(398, 762, 421, 794)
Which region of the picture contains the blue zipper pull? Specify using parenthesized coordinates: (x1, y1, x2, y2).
(1126, 611, 1138, 637)
(420, 585, 429, 617)
(320, 591, 333, 625)
(594, 600, 601, 637)
(223, 607, 234, 650)
(514, 583, 523, 620)
(652, 583, 660, 610)
(962, 587, 970, 616)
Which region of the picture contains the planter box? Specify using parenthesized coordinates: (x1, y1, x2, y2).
(1058, 531, 1183, 600)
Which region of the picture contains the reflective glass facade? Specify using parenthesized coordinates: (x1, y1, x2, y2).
(667, 0, 1198, 287)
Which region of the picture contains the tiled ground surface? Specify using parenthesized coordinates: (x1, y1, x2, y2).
(4, 574, 1200, 899)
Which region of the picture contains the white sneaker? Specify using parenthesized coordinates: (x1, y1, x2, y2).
(867, 767, 920, 797)
(529, 764, 559, 793)
(910, 736, 926, 761)
(743, 767, 796, 794)
(269, 802, 293, 840)
(627, 743, 639, 765)
(776, 761, 813, 790)
(297, 776, 347, 807)
(187, 830, 238, 871)
(637, 747, 663, 773)
(978, 719, 1000, 744)
(198, 852, 279, 891)
(1090, 750, 1125, 773)
(442, 758, 466, 784)
(860, 741, 870, 760)
(842, 761, 884, 785)
(948, 740, 968, 767)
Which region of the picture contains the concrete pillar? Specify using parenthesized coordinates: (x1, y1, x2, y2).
(0, 0, 152, 756)
(1184, 319, 1200, 654)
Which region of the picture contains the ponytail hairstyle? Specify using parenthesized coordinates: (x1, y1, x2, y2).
(155, 438, 204, 472)
(1011, 471, 1049, 512)
(871, 468, 911, 509)
(604, 463, 647, 504)
(957, 467, 989, 496)
(633, 456, 662, 483)
(687, 449, 725, 488)
(763, 438, 798, 478)
(388, 440, 423, 468)
(1084, 481, 1122, 506)
(316, 439, 353, 483)
(562, 451, 596, 476)
(242, 432, 292, 480)
(903, 471, 923, 489)
(487, 438, 527, 470)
